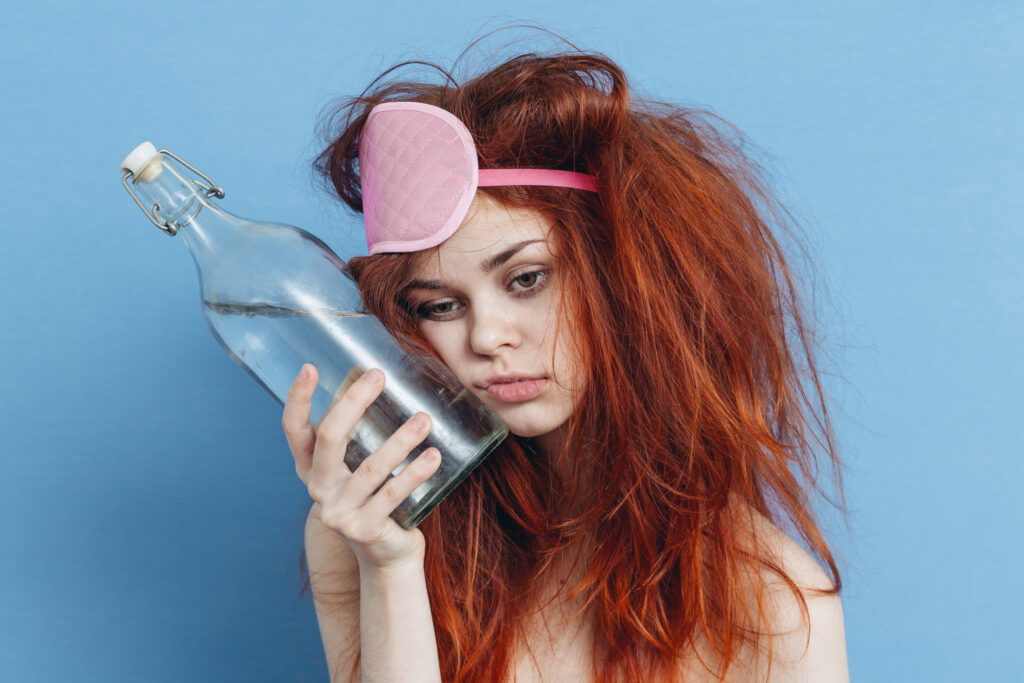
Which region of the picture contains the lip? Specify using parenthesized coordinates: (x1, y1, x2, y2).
(478, 376, 548, 403)
(479, 374, 545, 388)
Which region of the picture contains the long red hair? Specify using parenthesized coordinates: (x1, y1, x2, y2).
(308, 47, 847, 682)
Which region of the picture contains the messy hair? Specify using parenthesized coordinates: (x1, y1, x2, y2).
(308, 43, 846, 683)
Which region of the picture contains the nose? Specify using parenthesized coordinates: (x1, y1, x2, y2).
(468, 303, 523, 356)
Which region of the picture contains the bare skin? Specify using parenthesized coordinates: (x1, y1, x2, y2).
(288, 194, 849, 682)
(284, 365, 444, 682)
(302, 488, 848, 682)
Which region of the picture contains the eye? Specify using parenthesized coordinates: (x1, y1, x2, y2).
(413, 268, 552, 322)
(415, 299, 461, 321)
(512, 271, 539, 289)
(509, 269, 550, 295)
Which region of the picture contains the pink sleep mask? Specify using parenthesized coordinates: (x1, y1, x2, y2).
(358, 101, 599, 255)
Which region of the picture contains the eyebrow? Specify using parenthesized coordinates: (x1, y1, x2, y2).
(405, 239, 546, 291)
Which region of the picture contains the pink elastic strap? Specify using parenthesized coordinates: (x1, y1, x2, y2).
(359, 100, 600, 254)
(478, 168, 599, 192)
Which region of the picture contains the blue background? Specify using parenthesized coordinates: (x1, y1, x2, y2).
(2, 1, 1021, 681)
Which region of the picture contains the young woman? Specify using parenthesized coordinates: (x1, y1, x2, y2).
(282, 48, 850, 682)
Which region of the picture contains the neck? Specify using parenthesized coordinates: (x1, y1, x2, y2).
(533, 423, 573, 480)
(533, 425, 564, 458)
(528, 423, 598, 514)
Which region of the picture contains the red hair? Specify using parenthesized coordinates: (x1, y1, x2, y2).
(309, 47, 847, 682)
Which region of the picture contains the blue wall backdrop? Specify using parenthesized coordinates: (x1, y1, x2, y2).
(2, 1, 1021, 681)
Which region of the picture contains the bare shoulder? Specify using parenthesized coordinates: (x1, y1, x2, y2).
(730, 498, 850, 683)
(304, 503, 361, 682)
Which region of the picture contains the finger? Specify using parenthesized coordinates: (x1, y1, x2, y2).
(361, 447, 442, 521)
(341, 411, 433, 505)
(282, 364, 318, 477)
(308, 368, 385, 497)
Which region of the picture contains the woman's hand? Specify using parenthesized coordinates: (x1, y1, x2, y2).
(282, 363, 442, 570)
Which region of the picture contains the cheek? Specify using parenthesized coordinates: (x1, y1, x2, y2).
(418, 323, 466, 371)
(554, 339, 585, 395)
(546, 305, 587, 394)
(540, 322, 578, 388)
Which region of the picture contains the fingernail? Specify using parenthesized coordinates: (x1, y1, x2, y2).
(363, 369, 382, 384)
(424, 448, 440, 462)
(411, 413, 428, 429)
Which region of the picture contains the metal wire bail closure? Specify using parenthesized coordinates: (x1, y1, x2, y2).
(121, 148, 226, 236)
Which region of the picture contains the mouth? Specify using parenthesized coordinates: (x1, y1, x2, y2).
(480, 377, 548, 403)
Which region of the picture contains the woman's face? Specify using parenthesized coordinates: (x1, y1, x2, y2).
(403, 193, 585, 450)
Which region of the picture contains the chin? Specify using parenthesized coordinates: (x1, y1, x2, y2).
(505, 423, 557, 439)
(474, 390, 576, 442)
(496, 410, 570, 440)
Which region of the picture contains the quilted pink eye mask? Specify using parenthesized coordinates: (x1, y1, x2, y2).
(358, 101, 599, 255)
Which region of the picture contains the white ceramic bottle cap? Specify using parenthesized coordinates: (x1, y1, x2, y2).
(120, 141, 163, 181)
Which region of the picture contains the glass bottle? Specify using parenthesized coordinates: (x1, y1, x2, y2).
(119, 142, 508, 528)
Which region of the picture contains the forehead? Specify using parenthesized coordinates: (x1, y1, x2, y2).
(411, 193, 554, 274)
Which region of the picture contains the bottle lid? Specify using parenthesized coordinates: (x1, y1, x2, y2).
(121, 142, 163, 182)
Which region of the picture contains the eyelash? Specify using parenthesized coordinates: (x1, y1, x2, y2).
(414, 269, 552, 321)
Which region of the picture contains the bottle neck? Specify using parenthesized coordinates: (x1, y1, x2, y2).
(129, 154, 243, 259)
(130, 155, 207, 233)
